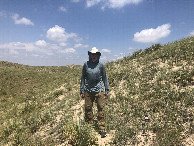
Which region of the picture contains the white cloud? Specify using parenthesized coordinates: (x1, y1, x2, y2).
(59, 6, 67, 12)
(46, 25, 77, 44)
(101, 49, 111, 53)
(59, 43, 67, 47)
(87, 0, 102, 7)
(35, 40, 47, 47)
(106, 0, 143, 8)
(60, 48, 76, 53)
(86, 0, 143, 8)
(133, 24, 171, 43)
(0, 41, 58, 52)
(74, 43, 89, 48)
(189, 30, 194, 36)
(0, 42, 37, 51)
(0, 40, 77, 56)
(12, 13, 34, 25)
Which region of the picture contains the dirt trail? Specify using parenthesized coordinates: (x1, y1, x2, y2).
(71, 99, 85, 123)
(96, 130, 115, 146)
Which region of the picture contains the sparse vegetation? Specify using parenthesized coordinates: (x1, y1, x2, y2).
(105, 37, 194, 145)
(63, 121, 98, 145)
(0, 37, 193, 145)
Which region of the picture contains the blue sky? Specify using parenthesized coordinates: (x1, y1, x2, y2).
(0, 0, 194, 66)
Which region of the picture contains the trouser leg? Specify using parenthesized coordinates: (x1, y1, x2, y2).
(84, 91, 95, 123)
(96, 92, 105, 130)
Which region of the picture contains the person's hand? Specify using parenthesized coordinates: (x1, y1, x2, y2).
(80, 94, 85, 99)
(104, 94, 109, 99)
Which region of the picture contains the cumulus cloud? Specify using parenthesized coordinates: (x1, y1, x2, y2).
(86, 0, 143, 9)
(12, 13, 34, 25)
(133, 24, 171, 43)
(87, 0, 102, 7)
(0, 25, 83, 57)
(60, 48, 76, 53)
(46, 25, 77, 44)
(59, 6, 67, 12)
(59, 43, 67, 47)
(101, 49, 111, 53)
(74, 43, 89, 48)
(35, 40, 47, 47)
(189, 30, 194, 36)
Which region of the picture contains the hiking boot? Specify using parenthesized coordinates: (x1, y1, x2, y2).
(100, 130, 107, 138)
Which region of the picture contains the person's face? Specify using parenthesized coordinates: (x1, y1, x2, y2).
(91, 53, 97, 62)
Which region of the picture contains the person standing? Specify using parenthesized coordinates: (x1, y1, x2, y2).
(80, 47, 109, 138)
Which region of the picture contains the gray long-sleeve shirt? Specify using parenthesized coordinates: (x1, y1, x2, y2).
(80, 54, 109, 95)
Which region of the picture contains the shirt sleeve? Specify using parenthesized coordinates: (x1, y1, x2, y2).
(80, 63, 86, 94)
(102, 64, 109, 95)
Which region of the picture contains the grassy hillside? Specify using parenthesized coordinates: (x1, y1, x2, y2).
(0, 37, 193, 145)
(105, 37, 193, 145)
(0, 62, 82, 99)
(0, 63, 83, 145)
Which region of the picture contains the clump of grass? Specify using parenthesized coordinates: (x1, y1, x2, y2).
(53, 89, 64, 97)
(63, 121, 98, 146)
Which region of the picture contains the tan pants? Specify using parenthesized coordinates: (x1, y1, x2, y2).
(84, 91, 105, 130)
